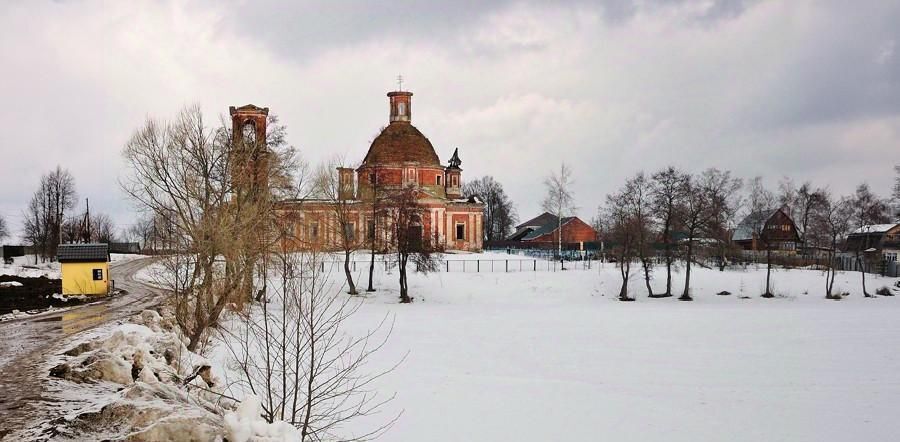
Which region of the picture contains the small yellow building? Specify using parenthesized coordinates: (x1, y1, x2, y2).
(58, 243, 110, 296)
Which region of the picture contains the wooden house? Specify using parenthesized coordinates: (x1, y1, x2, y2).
(732, 207, 802, 253)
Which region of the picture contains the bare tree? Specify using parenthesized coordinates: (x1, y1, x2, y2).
(812, 191, 853, 299)
(385, 184, 441, 303)
(849, 183, 890, 297)
(779, 178, 826, 247)
(746, 177, 777, 297)
(23, 188, 51, 263)
(315, 157, 362, 295)
(603, 185, 639, 301)
(701, 168, 742, 271)
(121, 106, 296, 351)
(0, 215, 7, 242)
(622, 172, 657, 297)
(364, 165, 384, 293)
(221, 247, 400, 441)
(462, 176, 518, 241)
(22, 167, 77, 262)
(678, 173, 713, 301)
(650, 167, 688, 296)
(541, 163, 577, 269)
(893, 165, 900, 219)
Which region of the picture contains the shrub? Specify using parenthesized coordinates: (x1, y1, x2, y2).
(875, 286, 894, 296)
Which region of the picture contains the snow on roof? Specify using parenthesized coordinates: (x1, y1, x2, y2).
(850, 224, 900, 235)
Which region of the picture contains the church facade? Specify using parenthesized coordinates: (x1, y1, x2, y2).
(231, 89, 484, 252)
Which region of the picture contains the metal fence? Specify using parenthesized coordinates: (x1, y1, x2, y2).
(323, 257, 597, 273)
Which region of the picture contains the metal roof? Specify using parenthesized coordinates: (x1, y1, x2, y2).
(57, 243, 109, 262)
(850, 224, 900, 235)
(521, 217, 575, 241)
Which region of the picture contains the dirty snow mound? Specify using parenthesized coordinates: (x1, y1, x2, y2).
(43, 308, 231, 440)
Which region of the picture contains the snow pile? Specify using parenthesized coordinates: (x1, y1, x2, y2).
(46, 308, 230, 440)
(224, 395, 303, 442)
(0, 280, 23, 287)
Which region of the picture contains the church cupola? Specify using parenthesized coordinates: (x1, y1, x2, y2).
(388, 91, 412, 123)
(445, 148, 463, 199)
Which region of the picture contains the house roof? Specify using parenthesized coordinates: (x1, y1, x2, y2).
(521, 217, 575, 240)
(515, 212, 559, 229)
(57, 243, 109, 263)
(850, 223, 900, 235)
(732, 207, 786, 242)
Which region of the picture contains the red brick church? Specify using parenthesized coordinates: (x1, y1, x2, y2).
(230, 88, 484, 252)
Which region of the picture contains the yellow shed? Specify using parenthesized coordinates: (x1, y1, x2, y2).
(57, 243, 110, 296)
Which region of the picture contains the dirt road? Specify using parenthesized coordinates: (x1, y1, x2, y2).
(0, 257, 162, 440)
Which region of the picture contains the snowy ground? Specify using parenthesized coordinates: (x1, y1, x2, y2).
(1, 255, 60, 278)
(142, 253, 900, 441)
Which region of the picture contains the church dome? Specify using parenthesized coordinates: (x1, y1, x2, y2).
(362, 122, 441, 167)
(360, 90, 442, 167)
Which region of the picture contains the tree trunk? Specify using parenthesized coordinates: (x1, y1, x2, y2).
(665, 253, 673, 295)
(762, 246, 774, 298)
(619, 260, 632, 301)
(344, 249, 357, 295)
(642, 258, 655, 297)
(399, 253, 411, 303)
(366, 247, 376, 292)
(558, 217, 564, 270)
(680, 239, 693, 301)
(860, 255, 871, 297)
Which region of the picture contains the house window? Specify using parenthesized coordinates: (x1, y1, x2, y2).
(451, 175, 458, 187)
(407, 168, 416, 183)
(436, 175, 442, 186)
(456, 223, 466, 241)
(92, 269, 103, 281)
(310, 222, 319, 240)
(369, 173, 376, 184)
(886, 252, 898, 262)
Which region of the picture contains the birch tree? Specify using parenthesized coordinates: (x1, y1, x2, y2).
(541, 163, 577, 269)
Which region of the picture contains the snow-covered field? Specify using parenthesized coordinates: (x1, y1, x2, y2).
(1, 255, 60, 278)
(189, 253, 900, 441)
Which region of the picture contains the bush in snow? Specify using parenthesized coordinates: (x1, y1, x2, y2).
(220, 251, 399, 441)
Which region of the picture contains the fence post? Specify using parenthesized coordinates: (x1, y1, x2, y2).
(477, 260, 480, 273)
(446, 260, 449, 272)
(505, 259, 508, 272)
(534, 260, 536, 271)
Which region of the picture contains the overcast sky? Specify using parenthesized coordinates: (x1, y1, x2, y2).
(1, 0, 898, 239)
